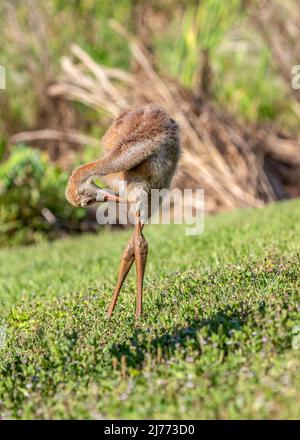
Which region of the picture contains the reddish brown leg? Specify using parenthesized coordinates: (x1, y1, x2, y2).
(133, 214, 148, 320)
(107, 236, 135, 318)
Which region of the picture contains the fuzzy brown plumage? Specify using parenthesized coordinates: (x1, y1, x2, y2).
(65, 104, 180, 209)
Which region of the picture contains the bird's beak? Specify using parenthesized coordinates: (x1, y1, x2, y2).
(80, 197, 95, 207)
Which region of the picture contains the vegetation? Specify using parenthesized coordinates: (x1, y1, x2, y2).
(0, 0, 294, 134)
(0, 0, 299, 421)
(0, 199, 300, 419)
(1, 0, 300, 245)
(0, 145, 86, 246)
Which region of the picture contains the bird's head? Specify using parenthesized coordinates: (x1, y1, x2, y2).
(65, 164, 98, 207)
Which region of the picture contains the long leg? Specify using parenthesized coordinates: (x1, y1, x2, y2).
(107, 236, 135, 318)
(133, 214, 148, 320)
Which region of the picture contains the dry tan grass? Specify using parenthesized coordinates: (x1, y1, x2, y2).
(13, 18, 300, 212)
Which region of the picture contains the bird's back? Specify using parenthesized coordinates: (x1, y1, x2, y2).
(65, 104, 180, 210)
(101, 104, 180, 195)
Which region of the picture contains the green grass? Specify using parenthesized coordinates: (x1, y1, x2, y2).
(1, 199, 300, 419)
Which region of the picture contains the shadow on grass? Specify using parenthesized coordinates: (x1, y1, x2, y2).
(109, 303, 253, 369)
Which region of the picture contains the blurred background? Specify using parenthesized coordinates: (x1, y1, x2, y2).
(0, 0, 300, 247)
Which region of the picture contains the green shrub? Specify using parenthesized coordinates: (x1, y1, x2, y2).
(0, 145, 86, 246)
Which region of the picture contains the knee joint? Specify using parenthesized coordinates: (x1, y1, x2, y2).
(133, 235, 148, 254)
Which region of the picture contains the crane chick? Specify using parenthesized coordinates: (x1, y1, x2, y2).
(66, 104, 180, 320)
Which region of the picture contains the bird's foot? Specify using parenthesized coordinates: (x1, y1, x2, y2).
(96, 190, 127, 203)
(78, 182, 127, 207)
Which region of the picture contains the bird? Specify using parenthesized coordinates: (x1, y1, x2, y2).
(65, 104, 180, 320)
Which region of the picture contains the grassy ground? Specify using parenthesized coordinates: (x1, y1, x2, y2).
(0, 199, 300, 419)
